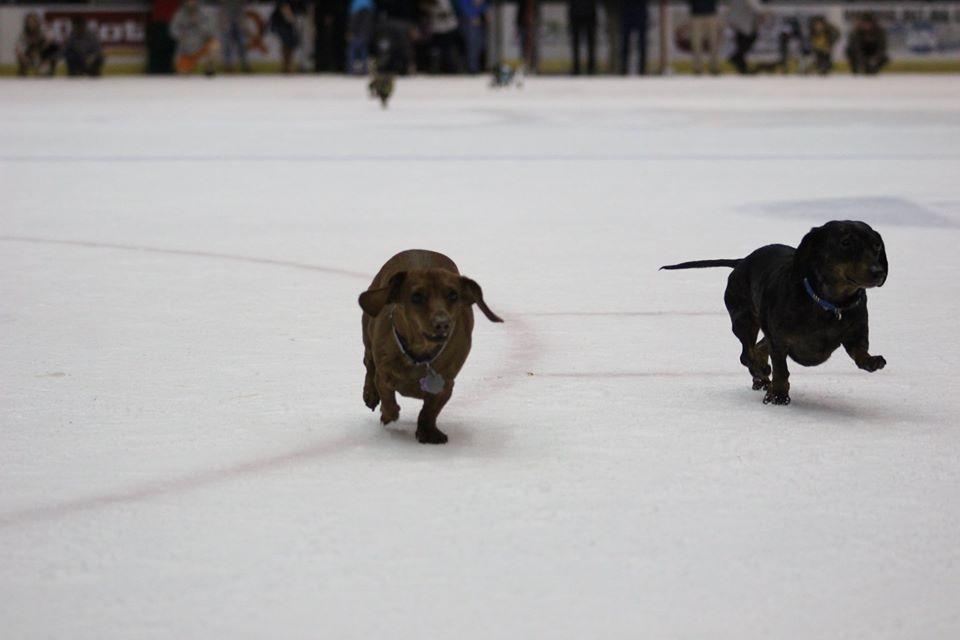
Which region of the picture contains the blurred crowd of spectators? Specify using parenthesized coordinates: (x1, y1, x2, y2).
(13, 0, 890, 78)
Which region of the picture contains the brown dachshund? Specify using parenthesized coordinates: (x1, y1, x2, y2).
(358, 250, 503, 444)
(662, 221, 888, 405)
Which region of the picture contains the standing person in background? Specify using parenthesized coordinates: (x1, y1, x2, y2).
(270, 0, 300, 72)
(604, 0, 621, 74)
(64, 16, 104, 76)
(568, 0, 597, 75)
(809, 15, 839, 75)
(346, 0, 374, 74)
(15, 12, 59, 76)
(620, 0, 648, 75)
(517, 0, 540, 73)
(688, 0, 719, 75)
(454, 0, 488, 74)
(220, 0, 250, 72)
(170, 0, 219, 76)
(315, 0, 347, 71)
(421, 0, 461, 73)
(846, 12, 888, 75)
(727, 0, 761, 75)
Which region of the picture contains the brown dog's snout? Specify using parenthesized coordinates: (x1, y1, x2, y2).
(432, 314, 452, 336)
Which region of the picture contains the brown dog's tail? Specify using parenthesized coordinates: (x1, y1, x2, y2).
(660, 259, 741, 271)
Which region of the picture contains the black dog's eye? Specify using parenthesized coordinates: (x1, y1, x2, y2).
(839, 236, 853, 250)
(447, 290, 459, 302)
(411, 292, 426, 305)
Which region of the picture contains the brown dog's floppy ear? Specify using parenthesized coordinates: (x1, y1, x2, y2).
(358, 271, 406, 317)
(460, 276, 504, 323)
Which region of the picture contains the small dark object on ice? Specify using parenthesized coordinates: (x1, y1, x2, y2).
(369, 72, 395, 108)
(491, 61, 524, 88)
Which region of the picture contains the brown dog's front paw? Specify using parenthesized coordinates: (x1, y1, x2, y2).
(858, 355, 886, 372)
(380, 405, 399, 425)
(363, 384, 380, 411)
(763, 390, 791, 405)
(416, 427, 448, 445)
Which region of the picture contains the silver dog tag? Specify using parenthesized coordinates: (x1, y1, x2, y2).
(420, 369, 445, 395)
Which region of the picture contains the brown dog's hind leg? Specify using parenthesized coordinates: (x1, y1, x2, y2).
(764, 344, 791, 405)
(375, 370, 400, 425)
(363, 352, 380, 410)
(416, 383, 453, 445)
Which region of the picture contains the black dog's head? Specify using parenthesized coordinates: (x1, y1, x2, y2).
(795, 221, 888, 290)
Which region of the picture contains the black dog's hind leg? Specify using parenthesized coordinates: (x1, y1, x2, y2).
(764, 343, 791, 405)
(726, 289, 771, 390)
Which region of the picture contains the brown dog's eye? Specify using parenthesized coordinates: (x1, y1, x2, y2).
(411, 292, 425, 305)
(447, 291, 459, 302)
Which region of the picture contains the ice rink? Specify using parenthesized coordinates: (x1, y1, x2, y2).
(2, 76, 959, 638)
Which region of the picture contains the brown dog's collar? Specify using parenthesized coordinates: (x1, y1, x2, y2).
(390, 308, 448, 366)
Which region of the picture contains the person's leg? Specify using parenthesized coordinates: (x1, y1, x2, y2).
(90, 53, 104, 76)
(730, 31, 744, 73)
(691, 16, 704, 74)
(571, 19, 582, 75)
(846, 42, 860, 74)
(706, 15, 719, 74)
(619, 14, 632, 75)
(586, 17, 597, 74)
(233, 18, 249, 71)
(637, 8, 648, 74)
(65, 50, 82, 76)
(199, 39, 218, 75)
(41, 44, 59, 76)
(222, 22, 236, 70)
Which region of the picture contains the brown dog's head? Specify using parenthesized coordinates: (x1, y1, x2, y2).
(359, 269, 503, 349)
(795, 220, 888, 291)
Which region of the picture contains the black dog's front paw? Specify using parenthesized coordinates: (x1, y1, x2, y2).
(752, 377, 770, 391)
(858, 355, 886, 372)
(416, 427, 448, 445)
(763, 390, 791, 405)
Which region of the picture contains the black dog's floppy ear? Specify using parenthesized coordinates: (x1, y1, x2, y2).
(874, 231, 888, 287)
(793, 224, 825, 273)
(358, 271, 406, 317)
(460, 276, 504, 323)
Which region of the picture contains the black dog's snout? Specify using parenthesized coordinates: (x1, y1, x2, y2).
(869, 264, 887, 285)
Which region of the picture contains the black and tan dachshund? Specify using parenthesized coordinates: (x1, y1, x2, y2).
(662, 221, 888, 405)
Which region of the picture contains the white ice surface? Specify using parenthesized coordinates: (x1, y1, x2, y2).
(1, 76, 959, 639)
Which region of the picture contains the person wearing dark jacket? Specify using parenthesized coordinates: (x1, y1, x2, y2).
(568, 0, 597, 75)
(846, 13, 888, 75)
(688, 0, 718, 75)
(809, 15, 839, 75)
(15, 12, 59, 76)
(619, 0, 648, 75)
(64, 16, 104, 76)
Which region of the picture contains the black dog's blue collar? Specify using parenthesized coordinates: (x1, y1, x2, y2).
(803, 278, 863, 320)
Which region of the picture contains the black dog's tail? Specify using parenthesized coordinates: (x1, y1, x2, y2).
(659, 259, 741, 271)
